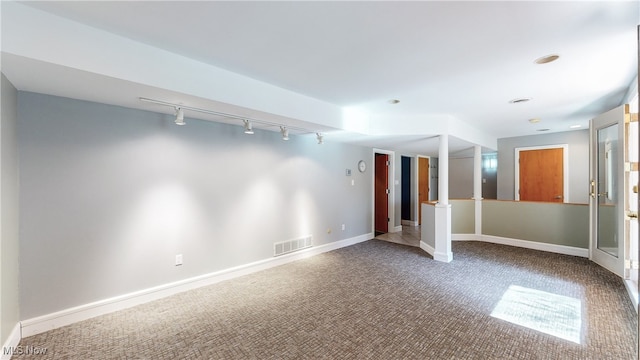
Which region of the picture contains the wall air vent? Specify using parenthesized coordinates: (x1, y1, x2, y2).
(274, 236, 313, 257)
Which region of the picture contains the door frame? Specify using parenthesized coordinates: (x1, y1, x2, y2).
(372, 149, 395, 234)
(514, 144, 569, 203)
(415, 155, 431, 226)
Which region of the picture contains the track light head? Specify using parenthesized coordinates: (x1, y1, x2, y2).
(316, 132, 323, 144)
(280, 126, 289, 141)
(243, 120, 254, 134)
(174, 107, 185, 125)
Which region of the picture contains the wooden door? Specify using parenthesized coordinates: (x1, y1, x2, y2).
(519, 148, 564, 202)
(418, 157, 430, 224)
(375, 153, 389, 233)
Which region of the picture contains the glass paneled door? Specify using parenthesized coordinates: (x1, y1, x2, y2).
(590, 105, 631, 277)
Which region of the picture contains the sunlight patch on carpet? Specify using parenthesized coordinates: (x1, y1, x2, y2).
(491, 285, 582, 344)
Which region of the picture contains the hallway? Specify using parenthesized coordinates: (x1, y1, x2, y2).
(374, 226, 421, 248)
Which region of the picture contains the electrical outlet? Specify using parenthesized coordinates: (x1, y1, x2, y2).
(175, 254, 183, 266)
(341, 224, 345, 231)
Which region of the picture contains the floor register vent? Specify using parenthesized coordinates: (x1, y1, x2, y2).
(274, 236, 312, 257)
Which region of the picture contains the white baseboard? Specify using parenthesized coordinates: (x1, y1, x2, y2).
(390, 225, 403, 233)
(434, 251, 453, 263)
(452, 233, 589, 258)
(451, 233, 477, 241)
(420, 241, 435, 257)
(1, 323, 21, 360)
(21, 233, 373, 338)
(624, 279, 639, 313)
(401, 220, 417, 227)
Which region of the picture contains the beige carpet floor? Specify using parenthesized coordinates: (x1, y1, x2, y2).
(11, 240, 638, 359)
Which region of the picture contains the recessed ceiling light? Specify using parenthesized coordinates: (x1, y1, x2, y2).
(388, 99, 400, 104)
(569, 124, 582, 129)
(535, 54, 560, 64)
(528, 118, 541, 124)
(537, 128, 550, 132)
(509, 98, 531, 104)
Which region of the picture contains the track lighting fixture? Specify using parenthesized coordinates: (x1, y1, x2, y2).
(243, 120, 254, 134)
(174, 107, 185, 126)
(280, 126, 289, 141)
(140, 98, 324, 141)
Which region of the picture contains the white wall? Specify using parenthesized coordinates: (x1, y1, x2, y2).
(497, 130, 590, 203)
(18, 92, 372, 319)
(1, 74, 20, 346)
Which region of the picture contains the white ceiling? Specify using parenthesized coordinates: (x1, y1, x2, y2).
(2, 1, 638, 156)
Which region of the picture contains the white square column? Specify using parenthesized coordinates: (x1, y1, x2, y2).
(473, 145, 483, 235)
(434, 135, 453, 262)
(434, 203, 452, 262)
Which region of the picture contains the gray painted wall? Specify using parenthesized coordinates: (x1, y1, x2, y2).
(18, 92, 372, 319)
(451, 199, 474, 234)
(1, 74, 20, 343)
(429, 157, 439, 201)
(449, 155, 498, 200)
(497, 130, 590, 204)
(483, 200, 589, 248)
(392, 152, 402, 227)
(482, 154, 498, 199)
(449, 157, 474, 199)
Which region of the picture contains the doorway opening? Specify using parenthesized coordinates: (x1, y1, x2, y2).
(417, 156, 430, 225)
(401, 156, 412, 224)
(375, 153, 390, 235)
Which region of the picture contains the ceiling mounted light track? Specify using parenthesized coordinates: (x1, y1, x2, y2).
(139, 97, 324, 143)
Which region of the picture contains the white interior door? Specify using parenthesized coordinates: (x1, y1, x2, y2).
(590, 105, 629, 277)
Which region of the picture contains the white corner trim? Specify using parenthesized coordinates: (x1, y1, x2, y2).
(21, 233, 373, 338)
(391, 225, 403, 233)
(1, 323, 22, 360)
(434, 251, 453, 263)
(453, 233, 589, 258)
(420, 241, 435, 257)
